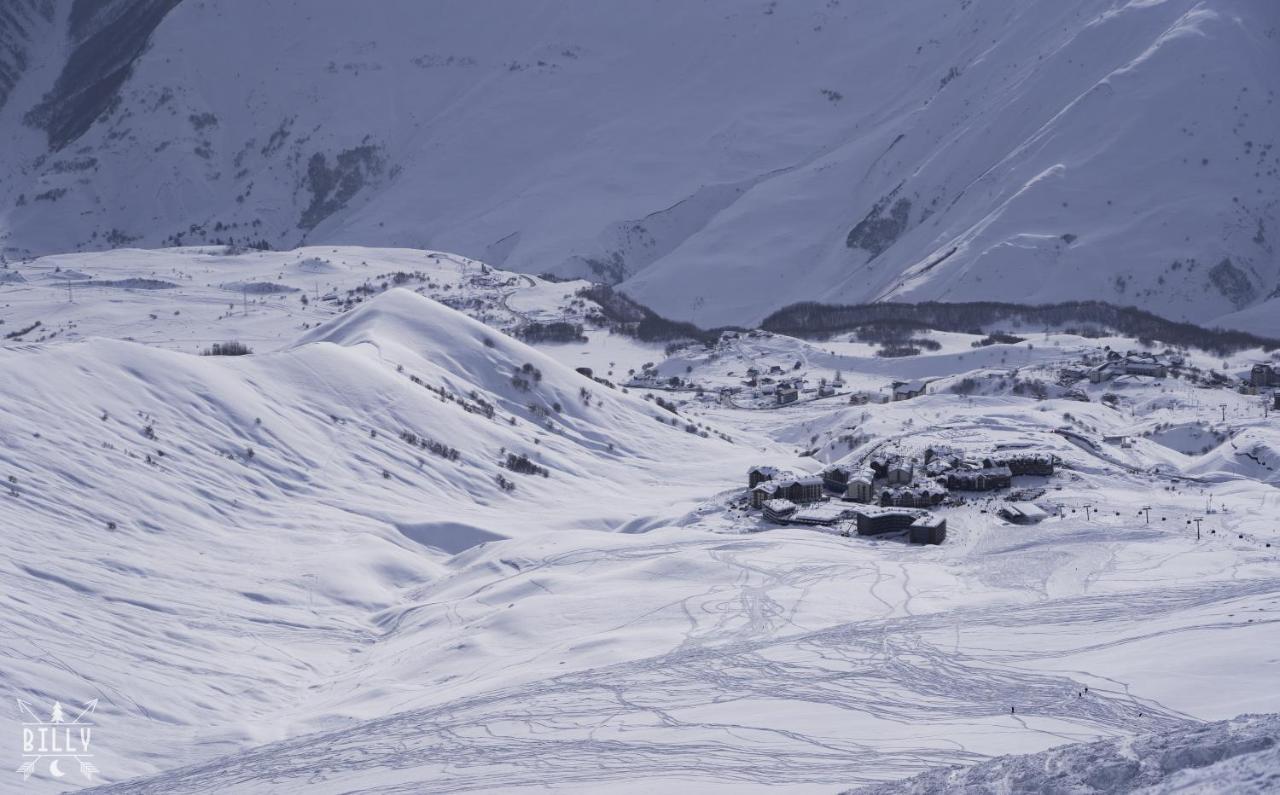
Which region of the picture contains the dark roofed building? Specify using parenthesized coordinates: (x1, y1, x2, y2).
(751, 474, 823, 507)
(988, 453, 1055, 476)
(909, 515, 947, 545)
(855, 508, 922, 536)
(946, 465, 1012, 491)
(762, 499, 797, 523)
(880, 483, 946, 508)
(822, 463, 858, 493)
(1252, 364, 1279, 388)
(748, 465, 781, 488)
(892, 380, 927, 401)
(781, 475, 824, 504)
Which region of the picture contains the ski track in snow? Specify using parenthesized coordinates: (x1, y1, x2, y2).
(89, 566, 1280, 793)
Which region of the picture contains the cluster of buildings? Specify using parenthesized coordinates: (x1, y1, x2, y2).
(755, 496, 948, 546)
(739, 367, 846, 406)
(939, 451, 1055, 492)
(1087, 351, 1168, 382)
(845, 449, 1055, 505)
(748, 468, 824, 507)
(745, 446, 1059, 545)
(748, 465, 949, 544)
(742, 367, 805, 405)
(1245, 364, 1280, 410)
(1249, 363, 1279, 388)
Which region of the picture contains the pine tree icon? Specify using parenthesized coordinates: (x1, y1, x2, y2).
(49, 701, 65, 723)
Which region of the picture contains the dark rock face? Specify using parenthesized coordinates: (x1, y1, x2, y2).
(846, 190, 912, 260)
(299, 145, 386, 231)
(25, 0, 182, 151)
(0, 0, 55, 112)
(1208, 257, 1255, 309)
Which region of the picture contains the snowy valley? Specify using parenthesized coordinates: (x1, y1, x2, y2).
(3, 0, 1280, 790)
(0, 246, 1278, 792)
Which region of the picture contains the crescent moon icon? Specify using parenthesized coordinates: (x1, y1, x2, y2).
(49, 759, 65, 778)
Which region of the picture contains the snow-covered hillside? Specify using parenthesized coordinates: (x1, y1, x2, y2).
(1, 0, 1278, 331)
(849, 712, 1280, 794)
(3, 246, 1279, 792)
(1, 263, 763, 788)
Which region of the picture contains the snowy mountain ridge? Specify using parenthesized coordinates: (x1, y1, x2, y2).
(1, 0, 1277, 333)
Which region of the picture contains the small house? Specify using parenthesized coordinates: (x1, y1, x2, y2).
(776, 384, 799, 405)
(998, 502, 1049, 524)
(892, 380, 927, 401)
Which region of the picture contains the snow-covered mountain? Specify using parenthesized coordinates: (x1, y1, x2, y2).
(1, 0, 1277, 331)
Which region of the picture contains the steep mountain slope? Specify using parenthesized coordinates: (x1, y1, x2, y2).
(0, 0, 1276, 331)
(0, 0, 56, 112)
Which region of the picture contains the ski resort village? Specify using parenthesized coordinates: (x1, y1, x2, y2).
(2, 245, 1280, 792)
(3, 0, 1280, 790)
